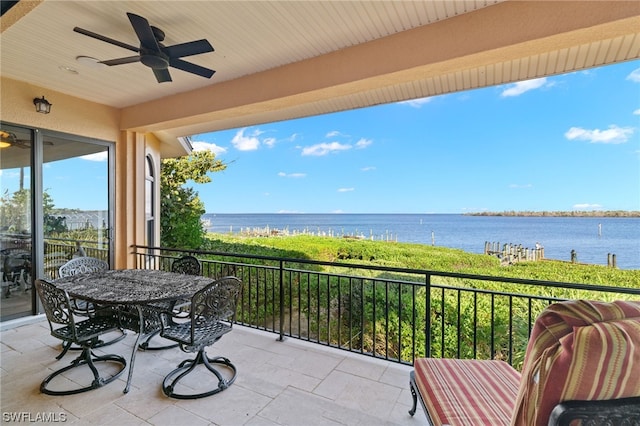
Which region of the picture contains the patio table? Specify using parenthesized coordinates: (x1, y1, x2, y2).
(53, 269, 213, 393)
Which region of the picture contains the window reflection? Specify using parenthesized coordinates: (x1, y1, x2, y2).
(0, 126, 33, 319)
(42, 137, 110, 281)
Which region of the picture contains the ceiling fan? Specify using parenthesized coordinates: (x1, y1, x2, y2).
(0, 130, 53, 149)
(73, 12, 215, 83)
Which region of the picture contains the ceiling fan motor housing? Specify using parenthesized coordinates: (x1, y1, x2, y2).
(140, 48, 170, 70)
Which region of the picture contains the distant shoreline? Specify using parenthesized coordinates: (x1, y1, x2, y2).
(465, 210, 640, 217)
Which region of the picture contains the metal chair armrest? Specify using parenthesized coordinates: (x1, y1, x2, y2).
(548, 396, 640, 426)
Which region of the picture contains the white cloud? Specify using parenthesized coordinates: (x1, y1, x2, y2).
(337, 187, 355, 192)
(0, 170, 20, 179)
(80, 152, 108, 162)
(277, 172, 306, 178)
(564, 125, 634, 144)
(633, 109, 640, 115)
(278, 209, 303, 213)
(398, 97, 432, 108)
(355, 138, 372, 149)
(626, 68, 640, 83)
(361, 166, 376, 172)
(500, 78, 548, 97)
(508, 183, 533, 189)
(231, 128, 261, 151)
(263, 137, 277, 148)
(300, 137, 371, 156)
(326, 130, 349, 138)
(191, 141, 227, 155)
(573, 203, 603, 210)
(301, 142, 351, 156)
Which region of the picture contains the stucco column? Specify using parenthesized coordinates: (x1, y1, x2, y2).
(114, 131, 146, 269)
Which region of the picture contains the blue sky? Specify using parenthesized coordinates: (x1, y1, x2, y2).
(190, 60, 640, 214)
(7, 60, 636, 214)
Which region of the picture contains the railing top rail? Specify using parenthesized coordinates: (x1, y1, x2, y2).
(132, 244, 640, 295)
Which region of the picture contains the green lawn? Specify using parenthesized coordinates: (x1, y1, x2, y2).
(203, 233, 640, 288)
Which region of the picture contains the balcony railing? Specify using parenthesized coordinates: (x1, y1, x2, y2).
(44, 237, 109, 280)
(133, 245, 640, 369)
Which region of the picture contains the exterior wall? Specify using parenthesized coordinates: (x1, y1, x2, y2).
(1, 77, 154, 270)
(1, 77, 120, 141)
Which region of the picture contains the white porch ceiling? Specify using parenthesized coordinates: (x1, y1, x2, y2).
(2, 0, 639, 142)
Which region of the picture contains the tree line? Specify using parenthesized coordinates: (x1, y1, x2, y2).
(467, 210, 640, 217)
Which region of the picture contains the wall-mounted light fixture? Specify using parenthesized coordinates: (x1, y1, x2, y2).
(33, 96, 52, 114)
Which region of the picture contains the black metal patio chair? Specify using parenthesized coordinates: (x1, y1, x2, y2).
(138, 255, 202, 351)
(35, 278, 126, 395)
(56, 256, 126, 359)
(160, 276, 242, 399)
(170, 254, 201, 275)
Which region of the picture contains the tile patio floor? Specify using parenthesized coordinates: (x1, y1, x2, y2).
(0, 317, 424, 425)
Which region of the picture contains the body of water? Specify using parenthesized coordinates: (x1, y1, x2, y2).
(203, 213, 640, 270)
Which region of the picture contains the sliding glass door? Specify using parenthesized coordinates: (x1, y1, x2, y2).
(0, 124, 113, 321)
(0, 125, 33, 320)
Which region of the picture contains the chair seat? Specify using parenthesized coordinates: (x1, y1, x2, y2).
(161, 320, 231, 348)
(52, 316, 122, 345)
(413, 358, 521, 426)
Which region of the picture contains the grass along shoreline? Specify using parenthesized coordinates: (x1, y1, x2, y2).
(203, 233, 640, 287)
(202, 233, 638, 367)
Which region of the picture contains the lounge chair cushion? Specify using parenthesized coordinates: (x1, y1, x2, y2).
(511, 300, 640, 426)
(414, 358, 521, 425)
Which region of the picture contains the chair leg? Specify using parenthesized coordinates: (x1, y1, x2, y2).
(409, 379, 418, 416)
(138, 329, 179, 351)
(41, 347, 127, 396)
(56, 329, 127, 359)
(162, 349, 237, 399)
(56, 341, 72, 360)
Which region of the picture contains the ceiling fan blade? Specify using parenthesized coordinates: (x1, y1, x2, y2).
(73, 27, 140, 53)
(153, 68, 172, 83)
(170, 58, 215, 79)
(164, 39, 214, 59)
(101, 56, 141, 66)
(127, 12, 160, 51)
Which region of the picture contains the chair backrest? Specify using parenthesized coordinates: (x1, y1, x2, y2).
(35, 279, 77, 336)
(189, 276, 242, 343)
(511, 300, 640, 426)
(171, 255, 201, 276)
(59, 256, 108, 278)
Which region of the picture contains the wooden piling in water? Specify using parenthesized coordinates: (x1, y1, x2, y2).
(484, 241, 544, 264)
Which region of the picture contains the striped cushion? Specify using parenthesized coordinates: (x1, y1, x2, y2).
(511, 300, 640, 426)
(414, 358, 521, 426)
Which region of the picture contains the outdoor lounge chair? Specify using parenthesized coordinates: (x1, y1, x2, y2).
(160, 276, 242, 399)
(408, 299, 640, 425)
